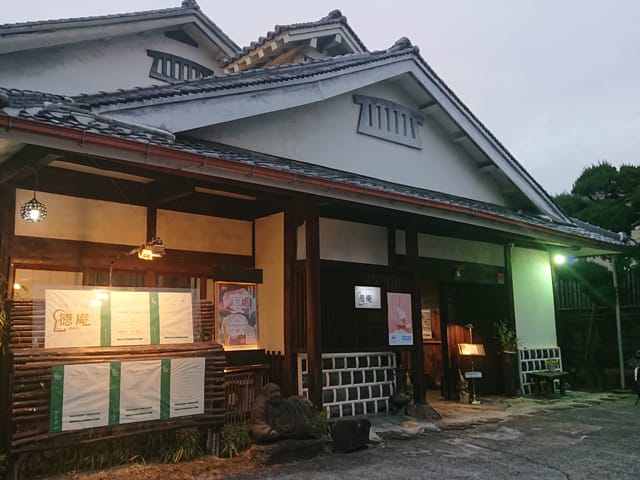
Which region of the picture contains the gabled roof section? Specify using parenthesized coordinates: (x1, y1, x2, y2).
(67, 38, 570, 223)
(223, 9, 367, 73)
(0, 87, 628, 255)
(0, 0, 240, 58)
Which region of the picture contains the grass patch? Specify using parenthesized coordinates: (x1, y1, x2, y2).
(24, 428, 204, 479)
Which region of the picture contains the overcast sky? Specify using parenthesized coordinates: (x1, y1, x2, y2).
(3, 0, 640, 195)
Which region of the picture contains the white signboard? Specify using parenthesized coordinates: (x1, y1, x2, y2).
(119, 360, 161, 424)
(169, 358, 205, 417)
(44, 289, 194, 348)
(159, 292, 194, 344)
(354, 285, 382, 309)
(110, 291, 152, 346)
(50, 363, 110, 432)
(45, 290, 102, 349)
(50, 358, 206, 433)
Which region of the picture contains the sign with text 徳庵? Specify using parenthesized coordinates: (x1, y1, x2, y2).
(44, 289, 194, 348)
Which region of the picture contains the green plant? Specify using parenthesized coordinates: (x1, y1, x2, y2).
(23, 429, 205, 478)
(220, 422, 251, 458)
(545, 359, 560, 371)
(314, 408, 331, 437)
(0, 452, 6, 477)
(495, 320, 519, 352)
(0, 273, 10, 355)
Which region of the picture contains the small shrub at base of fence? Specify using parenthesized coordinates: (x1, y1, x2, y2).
(220, 423, 252, 458)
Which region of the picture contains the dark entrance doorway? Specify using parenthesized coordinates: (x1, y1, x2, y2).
(441, 283, 508, 399)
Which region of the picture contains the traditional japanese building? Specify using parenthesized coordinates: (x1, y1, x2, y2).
(0, 1, 629, 445)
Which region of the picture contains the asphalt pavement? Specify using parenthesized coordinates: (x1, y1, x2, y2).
(224, 391, 639, 480)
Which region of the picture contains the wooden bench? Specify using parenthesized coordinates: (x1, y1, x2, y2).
(529, 371, 569, 398)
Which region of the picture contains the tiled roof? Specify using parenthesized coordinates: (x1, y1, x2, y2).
(0, 1, 240, 53)
(222, 9, 368, 66)
(67, 39, 570, 225)
(73, 43, 418, 108)
(0, 86, 626, 250)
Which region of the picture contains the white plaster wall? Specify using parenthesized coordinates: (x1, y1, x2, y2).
(297, 218, 388, 265)
(0, 30, 223, 95)
(15, 189, 146, 245)
(418, 233, 505, 266)
(157, 210, 252, 255)
(511, 246, 557, 348)
(255, 213, 285, 353)
(191, 83, 506, 205)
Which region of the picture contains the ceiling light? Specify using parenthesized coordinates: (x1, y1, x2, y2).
(20, 194, 47, 222)
(20, 171, 47, 222)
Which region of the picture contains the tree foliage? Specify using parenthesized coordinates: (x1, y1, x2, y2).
(555, 161, 640, 234)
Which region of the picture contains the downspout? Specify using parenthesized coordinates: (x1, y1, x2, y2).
(612, 256, 625, 389)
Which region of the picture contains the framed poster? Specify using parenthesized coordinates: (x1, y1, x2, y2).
(354, 285, 382, 309)
(387, 292, 413, 346)
(216, 282, 258, 348)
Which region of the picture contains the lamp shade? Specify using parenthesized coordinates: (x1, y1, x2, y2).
(20, 196, 47, 222)
(458, 343, 486, 356)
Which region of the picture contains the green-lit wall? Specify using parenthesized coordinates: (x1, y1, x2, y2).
(511, 246, 557, 348)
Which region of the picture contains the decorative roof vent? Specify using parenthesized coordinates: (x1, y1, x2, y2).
(353, 95, 423, 149)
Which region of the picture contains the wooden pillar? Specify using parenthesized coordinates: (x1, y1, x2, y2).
(503, 243, 517, 330)
(281, 203, 300, 396)
(304, 210, 323, 408)
(0, 184, 15, 451)
(406, 221, 425, 404)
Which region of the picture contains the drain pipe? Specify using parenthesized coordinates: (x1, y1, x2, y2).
(612, 255, 625, 389)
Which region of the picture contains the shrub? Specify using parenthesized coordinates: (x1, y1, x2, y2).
(220, 423, 252, 458)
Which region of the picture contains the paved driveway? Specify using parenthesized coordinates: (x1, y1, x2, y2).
(226, 394, 639, 480)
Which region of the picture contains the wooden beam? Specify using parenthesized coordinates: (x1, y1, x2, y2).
(0, 145, 56, 185)
(264, 46, 305, 68)
(420, 102, 439, 116)
(282, 199, 302, 396)
(145, 178, 195, 207)
(406, 222, 426, 405)
(451, 131, 467, 144)
(11, 236, 253, 274)
(305, 208, 322, 408)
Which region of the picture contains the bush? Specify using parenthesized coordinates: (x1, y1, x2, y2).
(220, 423, 252, 458)
(23, 428, 204, 478)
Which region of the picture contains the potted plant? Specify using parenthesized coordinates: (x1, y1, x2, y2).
(495, 320, 520, 396)
(496, 320, 518, 353)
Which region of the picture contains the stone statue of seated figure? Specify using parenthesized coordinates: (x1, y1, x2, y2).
(250, 382, 318, 443)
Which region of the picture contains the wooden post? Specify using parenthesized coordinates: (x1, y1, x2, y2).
(282, 203, 299, 396)
(304, 210, 322, 408)
(406, 222, 425, 404)
(0, 183, 15, 452)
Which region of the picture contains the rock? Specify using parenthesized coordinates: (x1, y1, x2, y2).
(330, 418, 372, 453)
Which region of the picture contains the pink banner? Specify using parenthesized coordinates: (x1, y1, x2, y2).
(387, 292, 413, 346)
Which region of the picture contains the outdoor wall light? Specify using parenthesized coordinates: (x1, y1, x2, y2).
(20, 193, 47, 222)
(553, 254, 567, 265)
(137, 237, 166, 261)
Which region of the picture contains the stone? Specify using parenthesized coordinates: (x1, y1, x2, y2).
(250, 383, 318, 443)
(330, 418, 372, 453)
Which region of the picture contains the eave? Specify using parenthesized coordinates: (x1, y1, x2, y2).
(0, 114, 627, 256)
